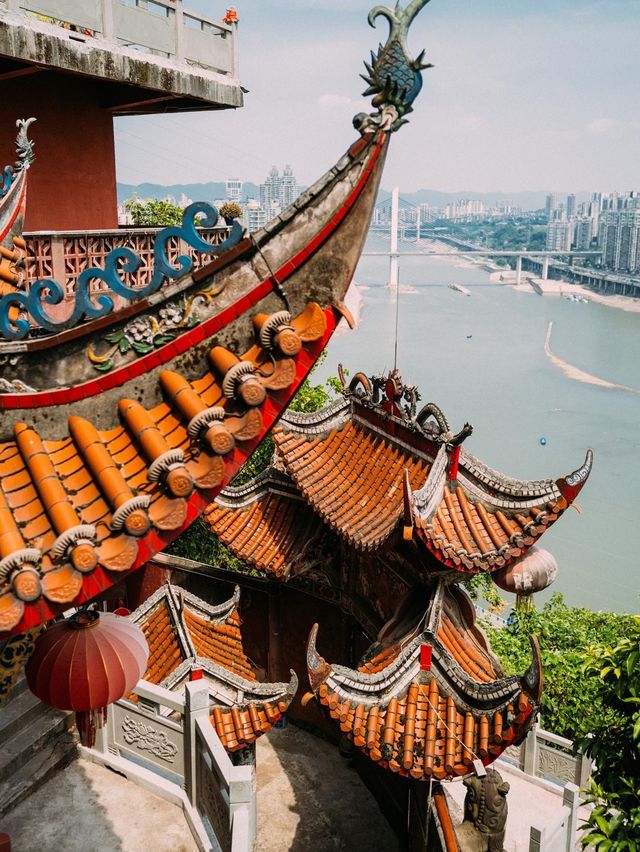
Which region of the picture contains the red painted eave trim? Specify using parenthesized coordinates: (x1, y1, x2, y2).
(0, 135, 386, 410)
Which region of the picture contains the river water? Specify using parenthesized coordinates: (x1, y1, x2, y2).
(315, 234, 640, 614)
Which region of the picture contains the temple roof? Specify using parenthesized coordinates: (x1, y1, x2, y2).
(0, 302, 334, 635)
(273, 405, 430, 550)
(304, 583, 540, 781)
(130, 583, 296, 752)
(204, 368, 592, 580)
(207, 471, 323, 580)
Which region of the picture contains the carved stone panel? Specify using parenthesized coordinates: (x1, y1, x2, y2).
(121, 715, 179, 762)
(196, 749, 231, 852)
(112, 703, 184, 779)
(538, 744, 578, 785)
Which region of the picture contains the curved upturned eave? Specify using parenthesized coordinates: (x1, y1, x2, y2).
(0, 309, 336, 636)
(0, 131, 388, 403)
(309, 625, 523, 715)
(306, 621, 540, 781)
(412, 449, 594, 574)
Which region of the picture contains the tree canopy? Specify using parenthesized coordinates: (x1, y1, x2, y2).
(124, 197, 184, 227)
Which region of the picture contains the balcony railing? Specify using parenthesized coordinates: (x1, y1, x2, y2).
(3, 0, 238, 77)
(23, 224, 231, 323)
(86, 679, 256, 852)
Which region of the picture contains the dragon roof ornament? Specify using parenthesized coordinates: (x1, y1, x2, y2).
(339, 364, 473, 448)
(355, 0, 433, 134)
(1, 118, 36, 201)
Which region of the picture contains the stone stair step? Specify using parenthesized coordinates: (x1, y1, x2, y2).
(0, 707, 74, 782)
(0, 688, 46, 742)
(0, 740, 77, 818)
(7, 674, 29, 699)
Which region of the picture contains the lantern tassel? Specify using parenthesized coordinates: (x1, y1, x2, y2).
(76, 707, 108, 748)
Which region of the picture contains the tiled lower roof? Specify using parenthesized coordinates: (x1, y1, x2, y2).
(274, 420, 430, 551)
(305, 583, 539, 780)
(211, 698, 290, 752)
(140, 599, 184, 685)
(204, 472, 323, 580)
(411, 446, 593, 573)
(130, 583, 296, 753)
(184, 608, 255, 681)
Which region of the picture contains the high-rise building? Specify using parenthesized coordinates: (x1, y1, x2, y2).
(546, 220, 573, 252)
(226, 178, 242, 203)
(573, 217, 593, 250)
(280, 165, 298, 207)
(260, 166, 281, 209)
(443, 199, 485, 220)
(566, 194, 577, 219)
(243, 199, 268, 232)
(259, 165, 300, 210)
(419, 203, 439, 223)
(598, 208, 640, 272)
(545, 193, 557, 219)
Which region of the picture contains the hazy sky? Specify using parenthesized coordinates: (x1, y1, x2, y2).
(115, 0, 640, 194)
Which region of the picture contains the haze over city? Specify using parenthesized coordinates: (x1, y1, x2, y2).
(115, 0, 640, 193)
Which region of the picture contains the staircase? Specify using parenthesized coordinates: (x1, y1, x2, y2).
(0, 676, 77, 817)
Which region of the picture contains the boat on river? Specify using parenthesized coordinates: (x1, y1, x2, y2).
(449, 282, 471, 296)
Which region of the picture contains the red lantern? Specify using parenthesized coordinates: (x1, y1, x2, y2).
(26, 610, 148, 747)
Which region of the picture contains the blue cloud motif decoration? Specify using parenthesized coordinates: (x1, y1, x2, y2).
(0, 203, 243, 341)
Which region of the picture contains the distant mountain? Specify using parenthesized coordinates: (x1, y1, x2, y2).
(116, 181, 262, 204)
(377, 189, 591, 212)
(117, 182, 590, 213)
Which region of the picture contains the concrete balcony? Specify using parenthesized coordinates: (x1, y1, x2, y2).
(0, 0, 242, 112)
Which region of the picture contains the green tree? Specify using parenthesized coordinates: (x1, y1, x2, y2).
(578, 620, 640, 850)
(125, 197, 184, 227)
(483, 594, 635, 740)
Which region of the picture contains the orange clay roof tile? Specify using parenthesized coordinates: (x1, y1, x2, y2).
(204, 474, 323, 580)
(205, 388, 591, 580)
(0, 303, 331, 634)
(129, 584, 296, 750)
(307, 583, 538, 780)
(273, 421, 430, 550)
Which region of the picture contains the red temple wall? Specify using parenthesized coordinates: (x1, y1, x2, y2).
(1, 73, 118, 232)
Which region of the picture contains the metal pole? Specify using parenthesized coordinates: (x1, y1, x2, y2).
(389, 186, 399, 291)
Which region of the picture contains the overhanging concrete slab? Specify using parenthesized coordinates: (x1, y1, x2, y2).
(0, 12, 243, 113)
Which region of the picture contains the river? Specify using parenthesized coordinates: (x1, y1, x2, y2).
(315, 234, 640, 614)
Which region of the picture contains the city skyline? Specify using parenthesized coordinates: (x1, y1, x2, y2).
(114, 0, 640, 193)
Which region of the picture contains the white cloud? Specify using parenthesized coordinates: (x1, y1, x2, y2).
(585, 117, 623, 135)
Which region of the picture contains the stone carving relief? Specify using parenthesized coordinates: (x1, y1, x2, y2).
(538, 746, 577, 785)
(121, 714, 178, 763)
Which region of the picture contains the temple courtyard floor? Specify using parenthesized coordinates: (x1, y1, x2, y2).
(2, 724, 586, 851)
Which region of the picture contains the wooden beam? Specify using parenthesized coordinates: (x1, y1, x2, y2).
(107, 93, 177, 113)
(0, 66, 42, 82)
